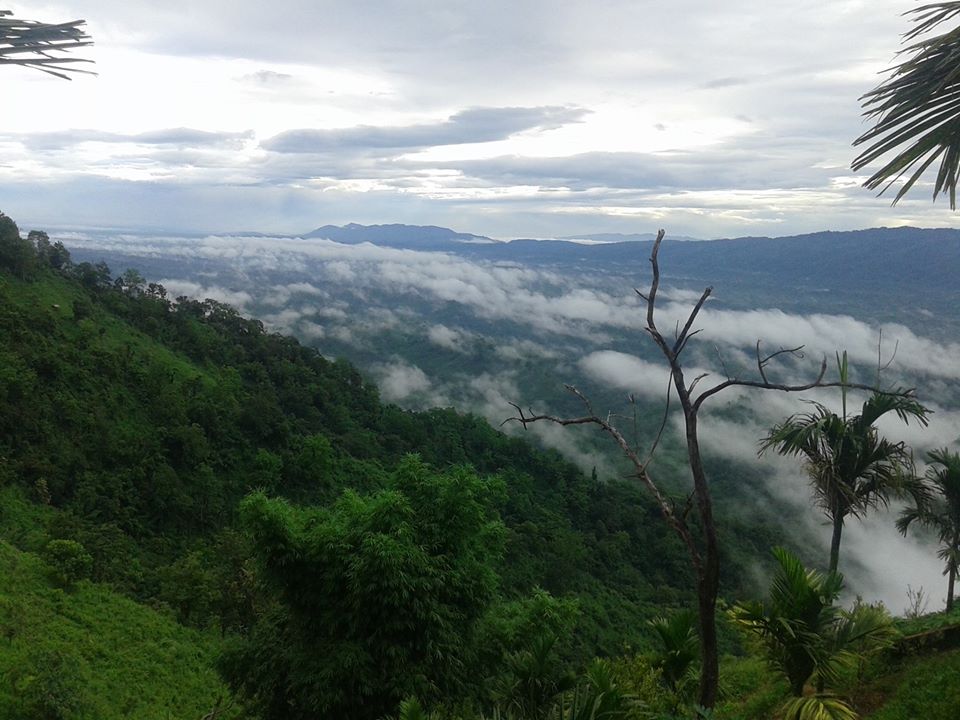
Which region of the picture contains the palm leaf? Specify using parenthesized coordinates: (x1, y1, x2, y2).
(781, 694, 859, 720)
(0, 10, 94, 79)
(853, 2, 960, 207)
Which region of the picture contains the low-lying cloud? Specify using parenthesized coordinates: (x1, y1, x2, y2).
(63, 229, 960, 612)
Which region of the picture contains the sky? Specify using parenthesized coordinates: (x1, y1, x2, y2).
(3, 0, 959, 238)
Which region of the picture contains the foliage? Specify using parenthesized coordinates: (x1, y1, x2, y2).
(896, 447, 960, 611)
(2, 220, 952, 718)
(863, 648, 960, 720)
(780, 694, 859, 720)
(0, 212, 36, 279)
(556, 659, 636, 720)
(476, 588, 581, 691)
(647, 610, 699, 697)
(42, 539, 92, 589)
(853, 2, 960, 207)
(491, 635, 576, 720)
(730, 548, 898, 719)
(222, 456, 506, 720)
(0, 540, 238, 719)
(712, 654, 788, 720)
(0, 10, 94, 80)
(0, 220, 695, 667)
(761, 365, 928, 573)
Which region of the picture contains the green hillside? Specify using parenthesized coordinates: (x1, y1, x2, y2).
(0, 537, 235, 720)
(1, 214, 958, 719)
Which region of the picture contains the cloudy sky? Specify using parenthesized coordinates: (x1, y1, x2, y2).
(3, 1, 958, 238)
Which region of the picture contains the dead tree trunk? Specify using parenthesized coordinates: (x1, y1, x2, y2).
(507, 229, 915, 709)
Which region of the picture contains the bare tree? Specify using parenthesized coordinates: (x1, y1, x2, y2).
(506, 230, 920, 709)
(0, 10, 94, 80)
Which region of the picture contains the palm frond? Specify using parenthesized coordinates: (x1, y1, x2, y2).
(858, 392, 929, 428)
(853, 2, 960, 207)
(0, 10, 94, 80)
(781, 694, 859, 720)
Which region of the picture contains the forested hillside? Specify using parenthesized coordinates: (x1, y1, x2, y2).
(0, 212, 703, 715)
(2, 212, 958, 720)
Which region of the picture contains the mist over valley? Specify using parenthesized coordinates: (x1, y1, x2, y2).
(58, 221, 960, 612)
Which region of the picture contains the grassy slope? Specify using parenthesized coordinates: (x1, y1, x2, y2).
(0, 538, 237, 720)
(713, 608, 960, 720)
(863, 648, 960, 719)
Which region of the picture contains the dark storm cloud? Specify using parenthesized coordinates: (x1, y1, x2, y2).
(261, 106, 588, 153)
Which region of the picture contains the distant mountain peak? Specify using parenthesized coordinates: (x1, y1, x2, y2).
(303, 222, 498, 249)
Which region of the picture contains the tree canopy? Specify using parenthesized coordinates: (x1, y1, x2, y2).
(898, 447, 960, 612)
(761, 373, 928, 575)
(221, 457, 506, 720)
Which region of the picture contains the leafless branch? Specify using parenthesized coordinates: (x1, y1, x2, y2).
(876, 330, 900, 387)
(754, 341, 806, 384)
(639, 375, 674, 472)
(688, 372, 710, 395)
(645, 229, 666, 335)
(504, 386, 702, 571)
(673, 287, 713, 357)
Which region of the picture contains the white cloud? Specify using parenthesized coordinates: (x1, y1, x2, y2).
(427, 324, 470, 351)
(580, 351, 671, 400)
(372, 361, 432, 402)
(6, 2, 956, 238)
(158, 278, 253, 309)
(298, 321, 325, 340)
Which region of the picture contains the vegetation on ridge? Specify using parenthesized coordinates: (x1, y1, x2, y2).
(1, 212, 959, 718)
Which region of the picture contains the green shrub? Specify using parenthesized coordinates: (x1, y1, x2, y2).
(42, 540, 92, 589)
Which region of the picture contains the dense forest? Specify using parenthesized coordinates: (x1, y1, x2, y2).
(1, 211, 958, 720)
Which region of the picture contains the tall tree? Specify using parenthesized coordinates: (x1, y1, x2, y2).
(897, 447, 960, 612)
(762, 369, 928, 575)
(507, 231, 901, 709)
(0, 10, 93, 79)
(853, 2, 960, 207)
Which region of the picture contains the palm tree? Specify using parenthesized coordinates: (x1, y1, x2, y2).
(648, 611, 699, 697)
(897, 448, 960, 612)
(730, 547, 898, 720)
(853, 2, 960, 207)
(0, 9, 94, 80)
(761, 361, 928, 575)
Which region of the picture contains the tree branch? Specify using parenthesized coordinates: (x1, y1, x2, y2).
(645, 229, 666, 338)
(673, 287, 713, 357)
(504, 387, 703, 571)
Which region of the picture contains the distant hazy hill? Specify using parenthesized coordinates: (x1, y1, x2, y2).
(450, 226, 960, 313)
(303, 223, 496, 249)
(292, 225, 959, 304)
(65, 222, 960, 329)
